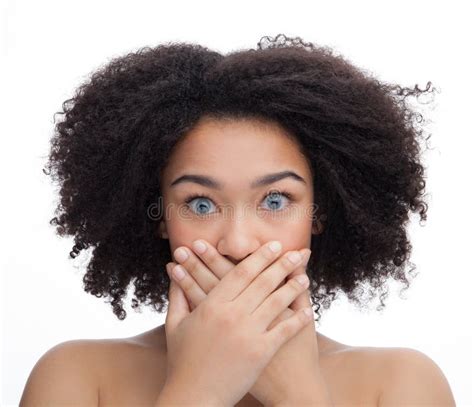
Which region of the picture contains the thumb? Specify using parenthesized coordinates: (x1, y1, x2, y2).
(165, 263, 191, 331)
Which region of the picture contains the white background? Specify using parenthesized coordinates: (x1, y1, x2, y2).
(1, 1, 473, 405)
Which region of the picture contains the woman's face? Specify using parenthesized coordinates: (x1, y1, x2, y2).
(158, 116, 319, 266)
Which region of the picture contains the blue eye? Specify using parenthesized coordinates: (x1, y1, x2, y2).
(261, 190, 292, 211)
(183, 190, 294, 216)
(184, 194, 217, 216)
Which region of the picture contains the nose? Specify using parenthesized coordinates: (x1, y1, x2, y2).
(216, 210, 263, 264)
(218, 239, 259, 265)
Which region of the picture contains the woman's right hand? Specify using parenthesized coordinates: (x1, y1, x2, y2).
(160, 240, 313, 407)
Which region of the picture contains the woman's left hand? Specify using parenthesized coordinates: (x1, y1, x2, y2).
(167, 239, 333, 406)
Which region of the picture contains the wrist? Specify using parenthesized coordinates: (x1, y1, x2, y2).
(272, 393, 333, 407)
(155, 380, 226, 406)
(270, 370, 333, 407)
(272, 395, 333, 407)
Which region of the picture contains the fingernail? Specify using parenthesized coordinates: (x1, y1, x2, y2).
(172, 265, 186, 280)
(295, 274, 309, 286)
(302, 249, 311, 265)
(174, 247, 188, 262)
(192, 240, 207, 254)
(288, 251, 302, 264)
(166, 263, 175, 277)
(269, 241, 282, 253)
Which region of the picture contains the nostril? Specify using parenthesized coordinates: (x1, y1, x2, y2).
(226, 256, 240, 265)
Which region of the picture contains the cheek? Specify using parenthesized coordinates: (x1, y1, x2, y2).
(164, 219, 197, 247)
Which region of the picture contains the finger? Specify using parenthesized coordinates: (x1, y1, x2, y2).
(167, 262, 196, 311)
(288, 287, 315, 330)
(264, 307, 313, 351)
(267, 307, 295, 331)
(237, 249, 309, 313)
(207, 240, 283, 303)
(285, 249, 313, 312)
(164, 263, 192, 331)
(173, 246, 220, 294)
(190, 239, 234, 280)
(253, 270, 310, 328)
(167, 262, 208, 309)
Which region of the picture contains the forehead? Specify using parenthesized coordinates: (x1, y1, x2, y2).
(163, 117, 312, 185)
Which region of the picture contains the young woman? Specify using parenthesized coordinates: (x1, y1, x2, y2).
(20, 34, 455, 406)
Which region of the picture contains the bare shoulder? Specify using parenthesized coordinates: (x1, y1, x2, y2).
(318, 342, 455, 407)
(19, 339, 102, 407)
(19, 336, 159, 407)
(374, 347, 456, 406)
(318, 343, 387, 405)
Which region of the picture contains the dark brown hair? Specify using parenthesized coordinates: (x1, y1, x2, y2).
(44, 34, 436, 321)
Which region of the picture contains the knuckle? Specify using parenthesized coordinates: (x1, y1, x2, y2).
(289, 277, 304, 292)
(282, 252, 301, 269)
(204, 248, 217, 263)
(168, 285, 178, 296)
(179, 275, 194, 291)
(247, 342, 265, 364)
(235, 263, 253, 277)
(298, 310, 309, 324)
(269, 292, 286, 310)
(279, 320, 294, 338)
(184, 256, 197, 272)
(218, 312, 238, 330)
(263, 245, 277, 260)
(218, 315, 233, 329)
(255, 274, 274, 292)
(200, 300, 217, 320)
(280, 307, 295, 319)
(210, 303, 238, 326)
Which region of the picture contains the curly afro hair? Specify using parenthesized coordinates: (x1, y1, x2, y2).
(43, 33, 436, 322)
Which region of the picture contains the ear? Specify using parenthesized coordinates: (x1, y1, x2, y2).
(312, 217, 324, 235)
(158, 219, 169, 239)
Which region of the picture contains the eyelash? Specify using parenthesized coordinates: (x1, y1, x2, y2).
(183, 189, 295, 215)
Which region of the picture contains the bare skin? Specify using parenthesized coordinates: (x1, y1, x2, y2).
(20, 116, 456, 406)
(92, 116, 379, 404)
(95, 324, 383, 406)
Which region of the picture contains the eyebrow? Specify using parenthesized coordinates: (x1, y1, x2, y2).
(170, 170, 307, 189)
